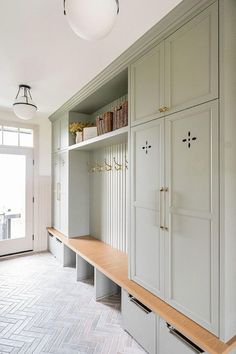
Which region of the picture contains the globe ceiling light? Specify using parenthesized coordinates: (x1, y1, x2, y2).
(64, 0, 119, 41)
(13, 85, 37, 120)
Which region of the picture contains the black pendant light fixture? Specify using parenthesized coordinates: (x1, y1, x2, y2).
(13, 85, 37, 120)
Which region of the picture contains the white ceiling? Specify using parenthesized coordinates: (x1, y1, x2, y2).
(0, 0, 182, 120)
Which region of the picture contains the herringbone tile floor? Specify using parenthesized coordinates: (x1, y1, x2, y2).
(0, 253, 145, 354)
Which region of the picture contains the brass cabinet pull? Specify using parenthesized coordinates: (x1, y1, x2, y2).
(160, 187, 168, 231)
(159, 106, 169, 113)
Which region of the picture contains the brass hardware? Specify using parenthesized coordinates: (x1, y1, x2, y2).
(105, 159, 112, 171)
(165, 226, 169, 231)
(96, 161, 104, 172)
(113, 157, 122, 171)
(125, 156, 128, 170)
(159, 106, 169, 113)
(160, 226, 165, 230)
(87, 162, 96, 173)
(160, 187, 164, 192)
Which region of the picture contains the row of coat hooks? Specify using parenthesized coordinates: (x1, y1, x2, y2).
(88, 157, 128, 173)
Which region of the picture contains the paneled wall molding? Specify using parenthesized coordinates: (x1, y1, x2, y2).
(49, 0, 215, 122)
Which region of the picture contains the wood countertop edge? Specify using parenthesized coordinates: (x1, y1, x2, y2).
(47, 228, 235, 354)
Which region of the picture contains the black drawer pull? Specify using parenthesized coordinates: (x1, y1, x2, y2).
(167, 323, 204, 353)
(49, 234, 53, 238)
(56, 238, 62, 244)
(129, 295, 151, 314)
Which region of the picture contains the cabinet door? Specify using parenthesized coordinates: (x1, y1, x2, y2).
(164, 101, 219, 335)
(130, 43, 165, 125)
(130, 119, 164, 297)
(52, 120, 61, 152)
(60, 152, 68, 235)
(164, 2, 218, 115)
(60, 117, 68, 150)
(52, 154, 60, 230)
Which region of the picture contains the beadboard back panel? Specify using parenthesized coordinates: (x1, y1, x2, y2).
(89, 142, 128, 253)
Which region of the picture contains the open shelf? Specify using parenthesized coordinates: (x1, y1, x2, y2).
(68, 126, 128, 152)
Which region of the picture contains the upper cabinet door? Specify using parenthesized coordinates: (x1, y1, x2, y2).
(164, 2, 218, 115)
(52, 120, 61, 152)
(130, 119, 164, 298)
(164, 101, 219, 335)
(60, 117, 69, 150)
(130, 43, 165, 126)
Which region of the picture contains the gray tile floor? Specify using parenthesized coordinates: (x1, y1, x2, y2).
(0, 252, 145, 354)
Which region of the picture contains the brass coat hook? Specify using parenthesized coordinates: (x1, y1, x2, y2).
(96, 161, 104, 172)
(87, 162, 96, 173)
(113, 157, 122, 171)
(105, 158, 112, 171)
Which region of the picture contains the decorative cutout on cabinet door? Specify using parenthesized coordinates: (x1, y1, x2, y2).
(142, 141, 152, 154)
(182, 131, 197, 148)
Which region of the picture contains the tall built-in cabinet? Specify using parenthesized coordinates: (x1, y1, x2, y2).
(130, 1, 219, 336)
(50, 0, 236, 351)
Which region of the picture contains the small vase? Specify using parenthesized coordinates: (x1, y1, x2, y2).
(75, 131, 83, 144)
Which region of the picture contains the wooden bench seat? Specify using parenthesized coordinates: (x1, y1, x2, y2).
(47, 227, 236, 354)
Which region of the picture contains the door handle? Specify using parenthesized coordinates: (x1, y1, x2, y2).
(159, 188, 165, 230)
(56, 183, 61, 201)
(167, 324, 204, 353)
(129, 296, 151, 314)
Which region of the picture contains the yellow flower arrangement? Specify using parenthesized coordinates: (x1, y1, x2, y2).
(69, 122, 94, 135)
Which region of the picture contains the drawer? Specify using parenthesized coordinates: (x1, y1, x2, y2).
(159, 319, 205, 354)
(48, 233, 56, 257)
(122, 289, 156, 354)
(55, 237, 63, 264)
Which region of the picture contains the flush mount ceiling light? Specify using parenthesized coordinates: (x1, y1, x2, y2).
(64, 0, 119, 41)
(13, 85, 37, 120)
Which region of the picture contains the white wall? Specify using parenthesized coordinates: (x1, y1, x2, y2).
(0, 109, 51, 252)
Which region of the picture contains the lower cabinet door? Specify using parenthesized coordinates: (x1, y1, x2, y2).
(130, 119, 164, 298)
(122, 289, 157, 354)
(55, 238, 63, 264)
(164, 102, 219, 334)
(159, 319, 205, 354)
(48, 233, 56, 257)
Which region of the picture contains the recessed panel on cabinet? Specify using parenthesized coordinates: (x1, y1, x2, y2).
(130, 43, 164, 125)
(52, 120, 60, 152)
(164, 2, 218, 114)
(165, 101, 219, 334)
(60, 116, 69, 150)
(59, 152, 68, 235)
(131, 119, 164, 297)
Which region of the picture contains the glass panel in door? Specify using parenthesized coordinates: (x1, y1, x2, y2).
(0, 149, 33, 256)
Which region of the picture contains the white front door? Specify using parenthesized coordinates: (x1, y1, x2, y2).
(0, 147, 34, 256)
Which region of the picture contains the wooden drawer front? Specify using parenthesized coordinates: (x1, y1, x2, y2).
(159, 319, 205, 354)
(122, 289, 156, 354)
(48, 233, 56, 257)
(55, 237, 63, 264)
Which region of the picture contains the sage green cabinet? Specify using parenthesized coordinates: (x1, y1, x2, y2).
(52, 116, 69, 152)
(130, 43, 164, 125)
(52, 119, 61, 152)
(52, 150, 90, 238)
(130, 2, 218, 126)
(164, 2, 218, 115)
